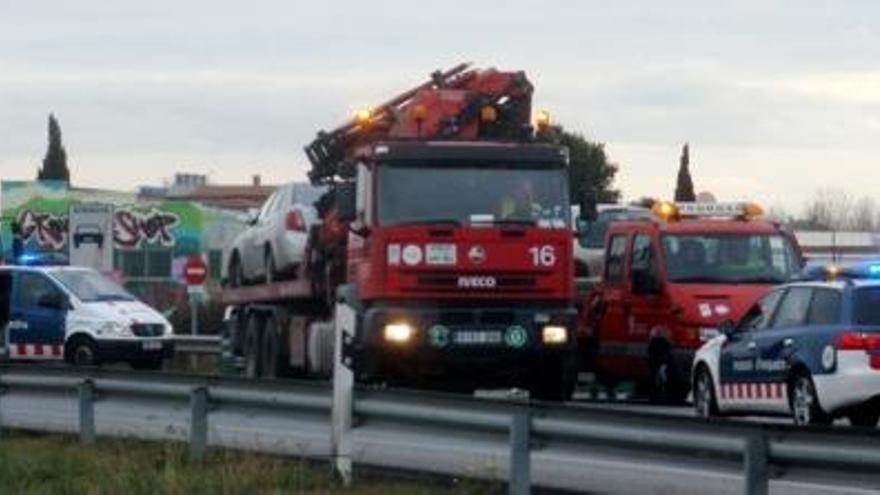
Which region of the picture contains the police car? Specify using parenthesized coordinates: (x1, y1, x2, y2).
(692, 262, 880, 426)
(0, 265, 174, 369)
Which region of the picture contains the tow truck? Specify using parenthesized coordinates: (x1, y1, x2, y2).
(578, 200, 804, 402)
(221, 63, 578, 400)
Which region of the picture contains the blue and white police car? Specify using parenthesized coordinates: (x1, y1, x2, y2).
(692, 262, 880, 426)
(0, 265, 174, 369)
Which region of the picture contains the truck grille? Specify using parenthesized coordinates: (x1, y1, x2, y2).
(131, 323, 165, 337)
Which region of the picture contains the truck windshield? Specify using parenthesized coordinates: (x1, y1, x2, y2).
(52, 269, 136, 303)
(662, 234, 800, 284)
(377, 164, 570, 227)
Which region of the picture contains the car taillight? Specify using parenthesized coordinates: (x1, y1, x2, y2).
(286, 211, 306, 232)
(835, 331, 880, 350)
(836, 331, 880, 370)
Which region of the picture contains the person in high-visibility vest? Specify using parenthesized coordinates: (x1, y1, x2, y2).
(499, 179, 541, 221)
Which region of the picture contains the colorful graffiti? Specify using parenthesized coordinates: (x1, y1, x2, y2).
(17, 209, 69, 250)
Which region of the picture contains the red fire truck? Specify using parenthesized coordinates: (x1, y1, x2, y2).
(578, 200, 804, 402)
(222, 64, 578, 400)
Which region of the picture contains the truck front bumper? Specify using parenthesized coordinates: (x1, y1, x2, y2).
(353, 302, 577, 387)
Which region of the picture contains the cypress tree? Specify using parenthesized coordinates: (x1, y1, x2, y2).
(37, 113, 71, 184)
(674, 143, 695, 202)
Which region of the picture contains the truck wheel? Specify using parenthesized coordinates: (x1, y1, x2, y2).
(243, 315, 263, 379)
(260, 316, 286, 379)
(530, 357, 577, 402)
(648, 345, 688, 404)
(790, 372, 832, 426)
(847, 404, 880, 428)
(66, 337, 98, 367)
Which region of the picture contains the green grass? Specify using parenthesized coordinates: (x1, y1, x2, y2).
(0, 432, 500, 495)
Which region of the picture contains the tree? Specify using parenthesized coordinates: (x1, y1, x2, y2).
(537, 124, 620, 205)
(674, 143, 695, 202)
(37, 114, 70, 184)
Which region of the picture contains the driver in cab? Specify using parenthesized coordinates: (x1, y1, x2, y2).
(499, 179, 541, 221)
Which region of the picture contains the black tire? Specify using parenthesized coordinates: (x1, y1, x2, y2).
(243, 315, 263, 379)
(131, 357, 164, 371)
(66, 336, 98, 367)
(789, 372, 832, 426)
(847, 405, 880, 428)
(693, 366, 720, 419)
(648, 344, 689, 404)
(260, 317, 285, 379)
(530, 357, 577, 402)
(228, 253, 243, 288)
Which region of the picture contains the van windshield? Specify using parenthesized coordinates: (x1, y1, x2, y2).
(662, 234, 801, 284)
(52, 270, 136, 303)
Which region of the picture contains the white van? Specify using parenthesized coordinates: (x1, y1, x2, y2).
(0, 265, 174, 369)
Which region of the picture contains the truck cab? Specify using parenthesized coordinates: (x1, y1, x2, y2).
(579, 201, 804, 401)
(334, 140, 578, 398)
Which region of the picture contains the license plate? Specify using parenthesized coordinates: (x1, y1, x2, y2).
(142, 341, 162, 351)
(453, 330, 502, 345)
(425, 244, 456, 265)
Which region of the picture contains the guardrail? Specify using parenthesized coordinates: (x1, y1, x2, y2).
(1, 365, 879, 495)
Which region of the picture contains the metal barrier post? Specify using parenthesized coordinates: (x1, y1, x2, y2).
(509, 403, 531, 495)
(78, 380, 96, 444)
(744, 430, 768, 495)
(331, 301, 356, 486)
(190, 386, 209, 461)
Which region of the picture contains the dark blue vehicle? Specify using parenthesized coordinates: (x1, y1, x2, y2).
(692, 262, 880, 426)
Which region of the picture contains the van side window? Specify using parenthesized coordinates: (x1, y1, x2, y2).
(18, 272, 62, 309)
(605, 234, 628, 283)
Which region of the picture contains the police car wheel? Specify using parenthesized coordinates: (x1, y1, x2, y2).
(790, 374, 831, 426)
(694, 368, 719, 419)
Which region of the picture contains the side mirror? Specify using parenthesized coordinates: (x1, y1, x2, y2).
(246, 208, 260, 226)
(335, 182, 357, 222)
(632, 267, 661, 294)
(719, 319, 736, 337)
(580, 191, 598, 222)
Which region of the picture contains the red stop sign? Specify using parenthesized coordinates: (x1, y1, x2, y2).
(184, 255, 208, 286)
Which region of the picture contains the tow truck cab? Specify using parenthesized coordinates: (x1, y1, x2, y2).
(337, 141, 578, 398)
(579, 201, 804, 401)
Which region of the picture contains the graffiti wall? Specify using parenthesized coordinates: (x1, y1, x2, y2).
(1, 181, 245, 321)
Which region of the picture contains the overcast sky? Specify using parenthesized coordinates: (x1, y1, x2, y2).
(2, 1, 879, 211)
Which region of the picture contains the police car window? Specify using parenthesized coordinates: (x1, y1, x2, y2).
(17, 272, 62, 309)
(605, 234, 627, 283)
(806, 288, 842, 326)
(770, 287, 812, 329)
(741, 289, 784, 332)
(853, 287, 880, 325)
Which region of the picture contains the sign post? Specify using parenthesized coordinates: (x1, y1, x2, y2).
(184, 255, 208, 335)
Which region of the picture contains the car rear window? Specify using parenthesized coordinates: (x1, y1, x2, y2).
(853, 287, 880, 325)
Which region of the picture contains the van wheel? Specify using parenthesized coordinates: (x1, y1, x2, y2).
(66, 337, 98, 367)
(243, 315, 263, 379)
(260, 316, 285, 379)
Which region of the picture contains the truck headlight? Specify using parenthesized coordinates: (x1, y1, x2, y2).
(542, 325, 568, 345)
(383, 322, 414, 344)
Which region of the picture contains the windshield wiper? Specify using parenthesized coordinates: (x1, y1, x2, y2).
(489, 219, 537, 226)
(731, 276, 787, 284)
(669, 276, 729, 284)
(92, 294, 134, 302)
